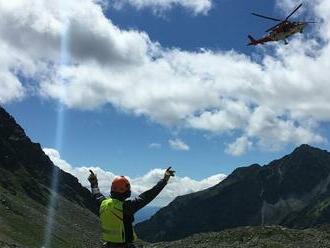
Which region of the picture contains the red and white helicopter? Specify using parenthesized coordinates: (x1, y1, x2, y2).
(248, 3, 315, 46)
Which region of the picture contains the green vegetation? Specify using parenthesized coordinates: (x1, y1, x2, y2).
(0, 183, 101, 247)
(0, 106, 101, 247)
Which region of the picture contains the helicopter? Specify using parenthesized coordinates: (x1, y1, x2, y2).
(248, 3, 315, 46)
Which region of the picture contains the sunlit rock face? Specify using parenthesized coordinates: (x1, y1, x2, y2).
(136, 144, 330, 242)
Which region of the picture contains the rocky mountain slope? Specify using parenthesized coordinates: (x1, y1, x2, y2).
(135, 206, 160, 224)
(3, 103, 330, 247)
(139, 225, 330, 248)
(136, 144, 330, 242)
(0, 106, 100, 247)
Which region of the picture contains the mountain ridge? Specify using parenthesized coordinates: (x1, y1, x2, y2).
(2, 104, 330, 246)
(0, 106, 100, 247)
(136, 144, 330, 242)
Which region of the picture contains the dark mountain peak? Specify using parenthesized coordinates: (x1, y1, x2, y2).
(0, 105, 28, 142)
(228, 163, 261, 180)
(291, 144, 327, 155)
(285, 144, 330, 164)
(232, 163, 261, 174)
(137, 145, 330, 242)
(261, 144, 330, 202)
(0, 107, 101, 247)
(266, 144, 330, 171)
(295, 143, 314, 150)
(0, 106, 98, 213)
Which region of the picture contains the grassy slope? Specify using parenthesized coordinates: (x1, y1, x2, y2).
(0, 183, 101, 248)
(3, 179, 330, 248)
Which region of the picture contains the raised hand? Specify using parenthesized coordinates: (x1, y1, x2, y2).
(164, 167, 175, 182)
(88, 169, 98, 187)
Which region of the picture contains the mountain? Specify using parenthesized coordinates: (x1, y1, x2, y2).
(136, 144, 330, 242)
(138, 225, 330, 248)
(4, 103, 330, 246)
(0, 106, 100, 247)
(134, 206, 161, 224)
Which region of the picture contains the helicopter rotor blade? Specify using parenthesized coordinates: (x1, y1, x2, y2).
(251, 13, 282, 22)
(265, 22, 283, 32)
(285, 3, 303, 20)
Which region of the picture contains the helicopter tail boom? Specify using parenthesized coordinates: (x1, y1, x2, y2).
(248, 35, 273, 46)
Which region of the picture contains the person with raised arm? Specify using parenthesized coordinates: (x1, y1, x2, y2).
(88, 167, 175, 248)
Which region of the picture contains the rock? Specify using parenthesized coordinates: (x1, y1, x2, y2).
(0, 106, 101, 247)
(137, 145, 330, 242)
(141, 226, 330, 248)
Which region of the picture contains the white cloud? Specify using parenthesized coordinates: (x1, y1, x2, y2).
(131, 169, 226, 206)
(169, 138, 190, 151)
(43, 148, 226, 206)
(225, 136, 252, 156)
(0, 40, 27, 103)
(43, 148, 116, 193)
(111, 0, 212, 15)
(1, 0, 330, 155)
(246, 106, 325, 151)
(0, 75, 25, 104)
(187, 100, 250, 133)
(149, 143, 162, 149)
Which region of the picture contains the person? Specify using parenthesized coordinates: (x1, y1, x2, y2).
(88, 167, 175, 248)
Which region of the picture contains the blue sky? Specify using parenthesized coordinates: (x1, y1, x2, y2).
(2, 0, 330, 184)
(4, 92, 290, 179)
(105, 0, 277, 53)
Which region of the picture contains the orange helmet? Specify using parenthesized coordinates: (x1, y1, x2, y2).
(111, 176, 131, 194)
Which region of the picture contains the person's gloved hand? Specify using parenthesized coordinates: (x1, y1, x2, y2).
(88, 169, 98, 187)
(164, 167, 175, 182)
